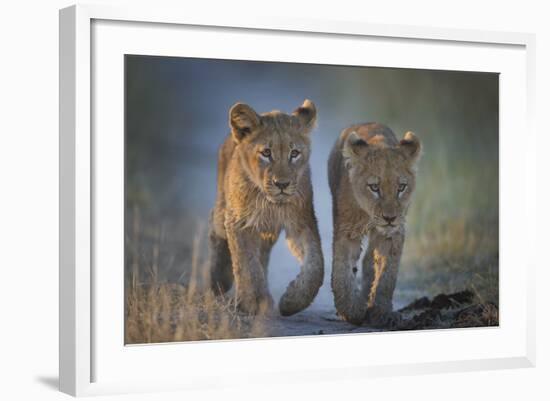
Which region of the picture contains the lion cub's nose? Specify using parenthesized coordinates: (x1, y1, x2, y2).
(273, 180, 290, 190)
(383, 215, 397, 224)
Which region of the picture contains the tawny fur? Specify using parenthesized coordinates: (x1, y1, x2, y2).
(209, 100, 324, 316)
(328, 123, 421, 326)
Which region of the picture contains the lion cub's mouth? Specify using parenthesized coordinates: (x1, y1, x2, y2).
(267, 191, 293, 203)
(376, 223, 401, 236)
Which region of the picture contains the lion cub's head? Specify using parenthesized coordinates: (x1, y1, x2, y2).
(229, 100, 316, 204)
(343, 125, 422, 236)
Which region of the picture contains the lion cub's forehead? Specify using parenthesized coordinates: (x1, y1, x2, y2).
(367, 148, 407, 166)
(260, 112, 301, 135)
(255, 135, 308, 153)
(251, 112, 308, 148)
(359, 148, 412, 176)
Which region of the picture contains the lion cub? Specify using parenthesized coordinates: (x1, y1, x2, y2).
(208, 100, 324, 316)
(328, 123, 421, 326)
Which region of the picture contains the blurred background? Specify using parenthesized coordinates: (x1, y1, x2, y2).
(125, 55, 498, 312)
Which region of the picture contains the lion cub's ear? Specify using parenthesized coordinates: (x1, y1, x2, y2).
(229, 103, 261, 143)
(399, 131, 422, 164)
(342, 131, 368, 168)
(292, 99, 317, 134)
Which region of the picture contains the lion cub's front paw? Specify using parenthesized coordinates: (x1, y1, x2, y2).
(278, 294, 300, 317)
(279, 288, 310, 317)
(237, 293, 274, 316)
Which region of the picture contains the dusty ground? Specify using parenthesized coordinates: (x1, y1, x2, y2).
(126, 281, 498, 344)
(255, 290, 498, 339)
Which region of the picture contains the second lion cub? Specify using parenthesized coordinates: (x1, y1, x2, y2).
(328, 123, 421, 326)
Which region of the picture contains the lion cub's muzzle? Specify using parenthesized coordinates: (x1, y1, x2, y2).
(375, 216, 404, 236)
(273, 179, 290, 192)
(265, 178, 296, 203)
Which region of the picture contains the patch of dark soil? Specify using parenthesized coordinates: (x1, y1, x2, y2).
(398, 309, 443, 330)
(395, 290, 498, 330)
(398, 290, 475, 313)
(398, 296, 432, 312)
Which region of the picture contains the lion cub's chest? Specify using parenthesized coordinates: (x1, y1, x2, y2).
(243, 202, 297, 234)
(224, 173, 301, 235)
(339, 211, 371, 240)
(259, 231, 279, 242)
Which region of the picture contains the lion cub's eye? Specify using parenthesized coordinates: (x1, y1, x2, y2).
(368, 184, 380, 193)
(398, 183, 407, 193)
(260, 149, 272, 158)
(290, 149, 301, 159)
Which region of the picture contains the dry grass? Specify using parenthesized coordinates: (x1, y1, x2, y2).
(124, 207, 267, 344)
(125, 282, 267, 344)
(452, 302, 499, 328)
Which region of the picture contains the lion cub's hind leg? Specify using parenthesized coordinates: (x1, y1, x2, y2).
(208, 212, 233, 295)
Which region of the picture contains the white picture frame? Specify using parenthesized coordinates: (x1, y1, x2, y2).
(59, 3, 536, 397)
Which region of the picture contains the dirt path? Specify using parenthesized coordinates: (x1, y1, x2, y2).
(262, 290, 498, 338)
(268, 307, 379, 337)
